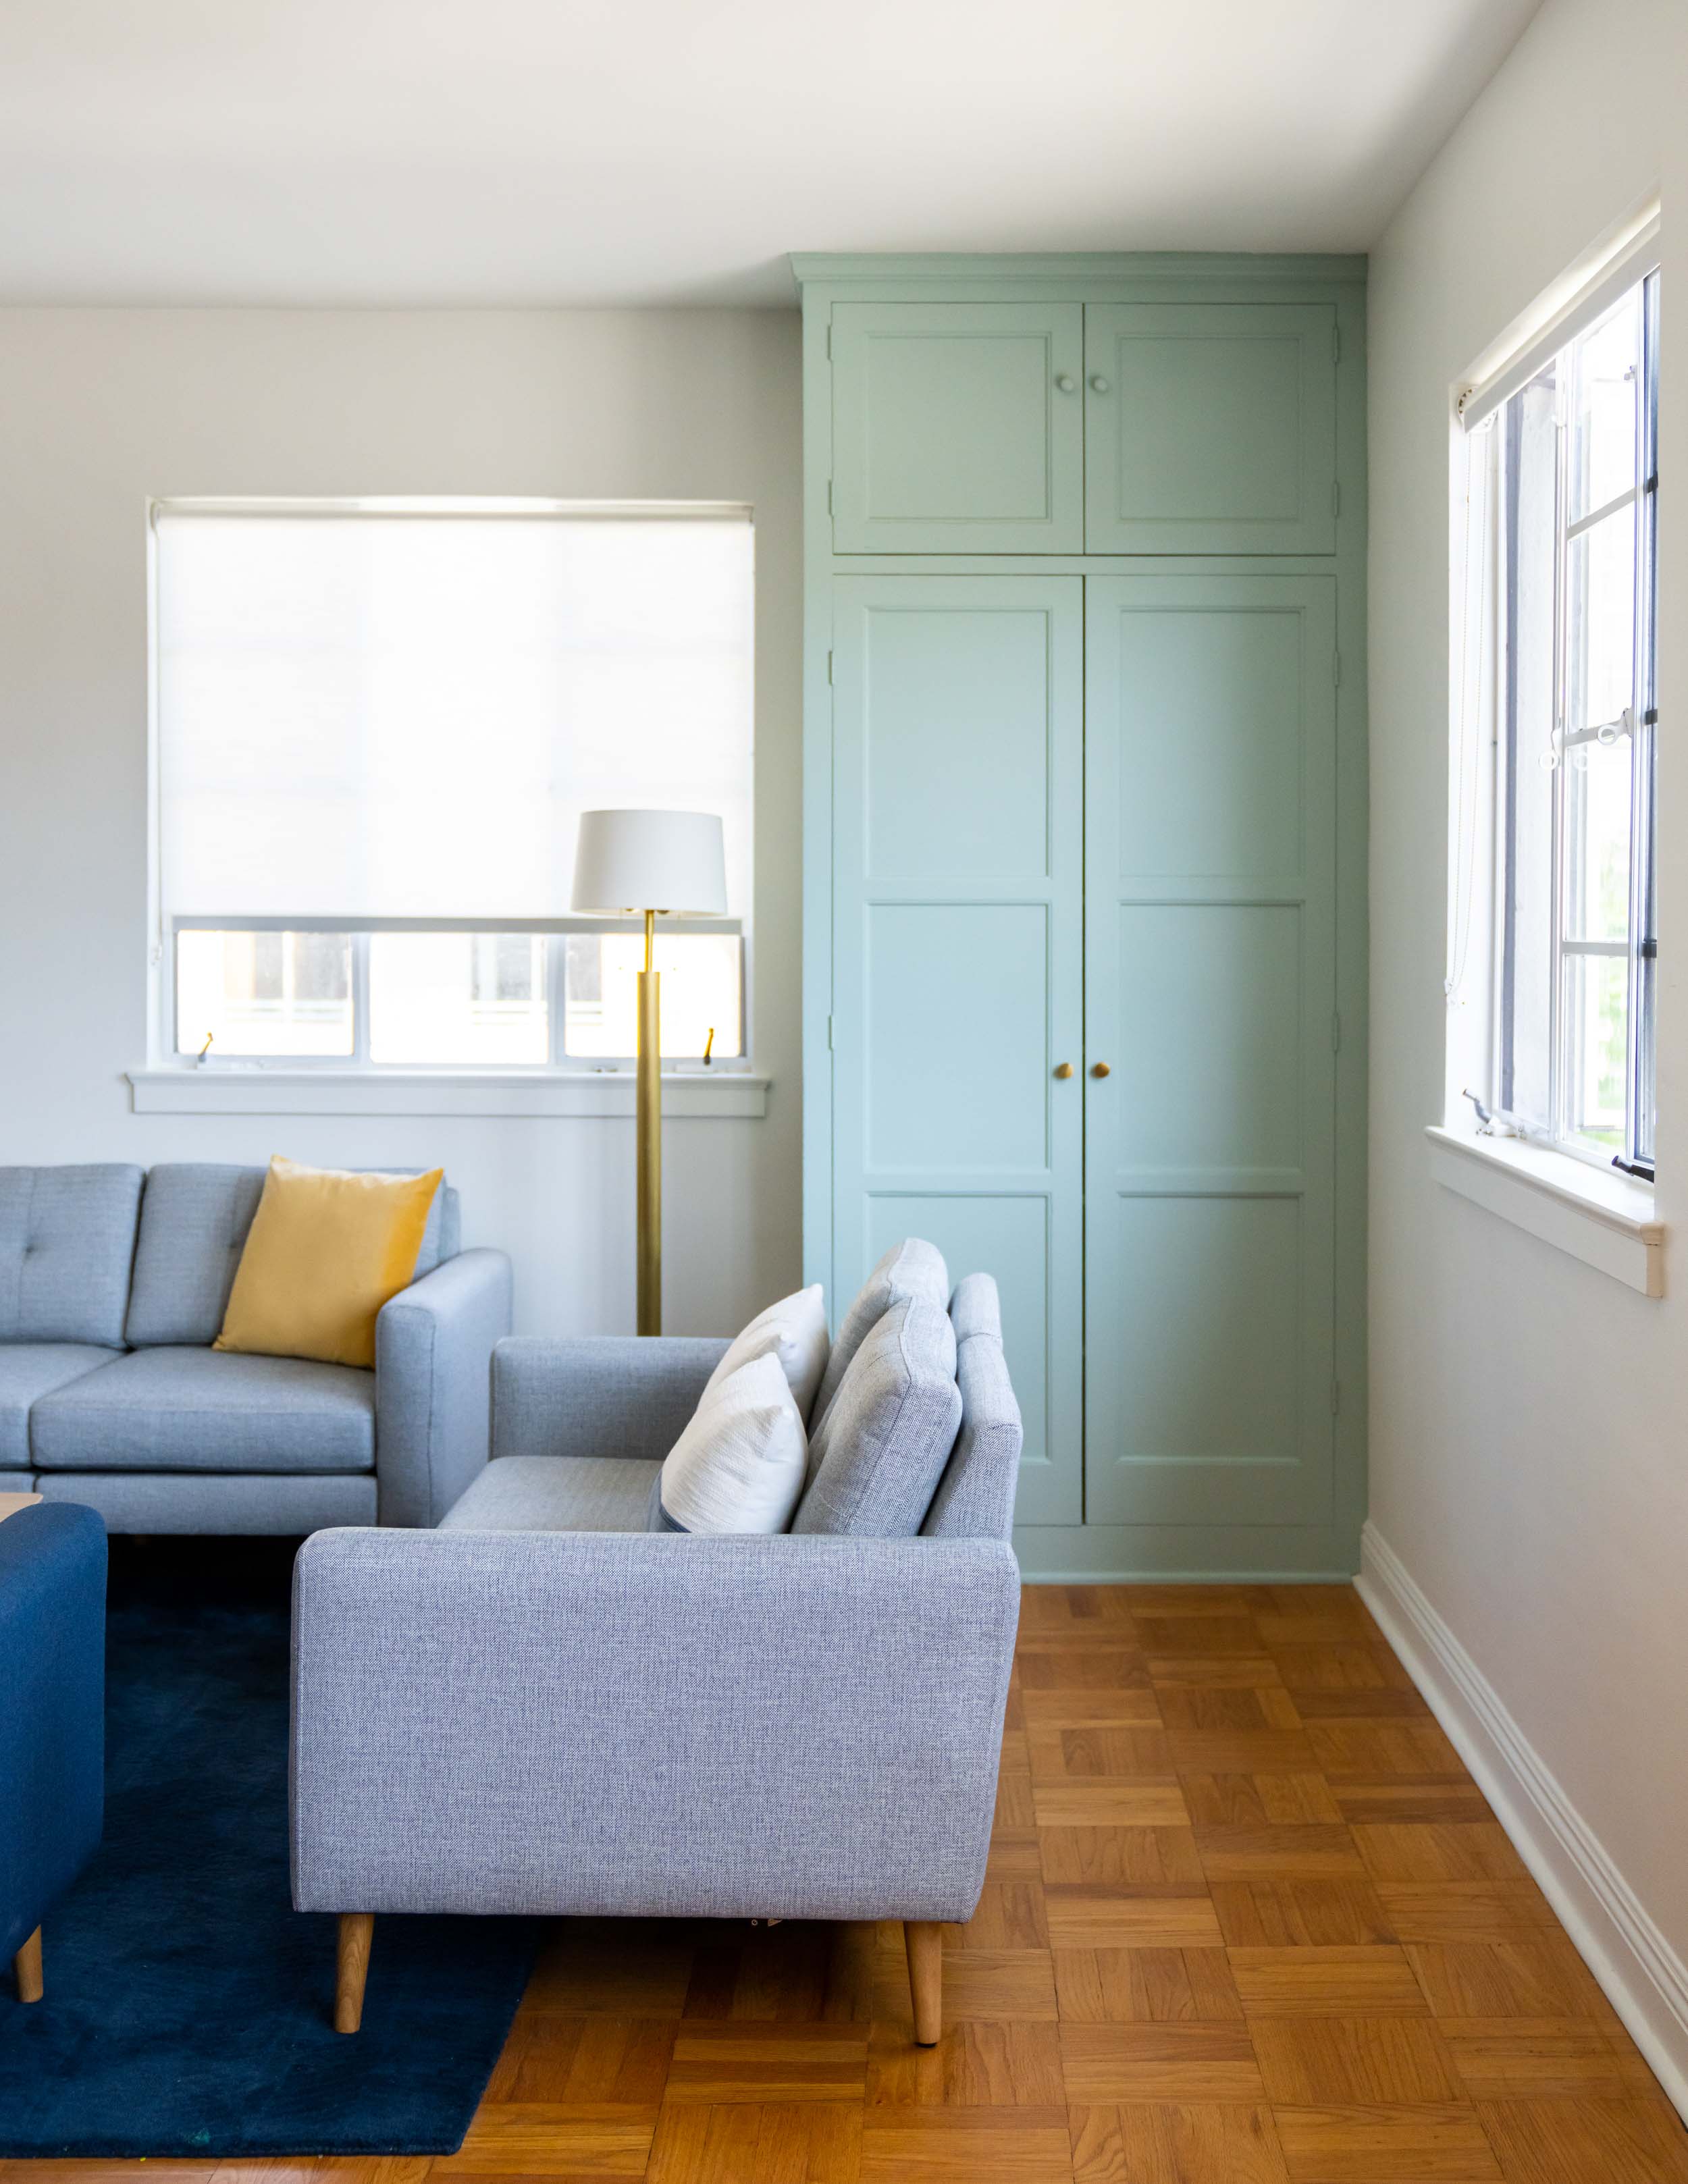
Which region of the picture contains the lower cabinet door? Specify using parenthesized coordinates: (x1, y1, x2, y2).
(829, 575, 1085, 1524)
(1083, 574, 1340, 1528)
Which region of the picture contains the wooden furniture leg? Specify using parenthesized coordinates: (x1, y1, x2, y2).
(904, 1919, 942, 2045)
(15, 1926, 44, 2004)
(335, 1913, 374, 2033)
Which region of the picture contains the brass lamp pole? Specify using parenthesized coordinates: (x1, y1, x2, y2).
(573, 810, 729, 1336)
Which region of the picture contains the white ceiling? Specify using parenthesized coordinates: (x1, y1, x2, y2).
(0, 0, 1543, 307)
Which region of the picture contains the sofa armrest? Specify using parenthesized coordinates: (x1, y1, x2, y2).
(290, 1526, 1020, 1923)
(0, 1503, 106, 1963)
(375, 1248, 514, 1527)
(492, 1335, 731, 1462)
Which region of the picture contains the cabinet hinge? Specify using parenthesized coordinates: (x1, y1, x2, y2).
(1333, 649, 1342, 688)
(1333, 321, 1342, 366)
(1331, 1377, 1342, 1417)
(1331, 479, 1341, 520)
(826, 479, 834, 516)
(825, 321, 833, 361)
(826, 649, 834, 685)
(1331, 1011, 1342, 1053)
(826, 1013, 835, 1051)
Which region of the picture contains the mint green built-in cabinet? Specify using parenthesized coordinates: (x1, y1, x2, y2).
(797, 255, 1367, 1578)
(829, 577, 1085, 1523)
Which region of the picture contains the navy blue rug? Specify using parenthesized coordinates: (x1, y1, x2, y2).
(0, 1537, 537, 2157)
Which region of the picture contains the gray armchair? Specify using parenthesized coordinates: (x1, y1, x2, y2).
(290, 1271, 1023, 2043)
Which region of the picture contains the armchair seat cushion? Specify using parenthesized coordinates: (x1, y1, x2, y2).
(0, 1343, 121, 1468)
(442, 1454, 662, 1534)
(30, 1346, 376, 1473)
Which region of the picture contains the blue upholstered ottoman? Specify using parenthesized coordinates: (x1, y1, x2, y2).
(0, 1499, 106, 2004)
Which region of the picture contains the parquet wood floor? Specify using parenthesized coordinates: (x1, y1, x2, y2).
(7, 1584, 1685, 2183)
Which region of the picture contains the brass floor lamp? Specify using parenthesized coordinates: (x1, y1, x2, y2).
(572, 809, 729, 1336)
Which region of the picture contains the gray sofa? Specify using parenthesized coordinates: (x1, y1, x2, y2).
(290, 1255, 1022, 2044)
(0, 1163, 511, 1532)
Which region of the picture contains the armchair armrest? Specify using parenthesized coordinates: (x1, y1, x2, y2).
(375, 1248, 514, 1527)
(492, 1335, 731, 1462)
(290, 1527, 1019, 1923)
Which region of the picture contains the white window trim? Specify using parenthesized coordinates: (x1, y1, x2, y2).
(126, 1066, 769, 1119)
(1427, 1125, 1662, 1297)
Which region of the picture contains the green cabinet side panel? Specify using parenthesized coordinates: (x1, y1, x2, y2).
(831, 304, 1084, 554)
(830, 576, 1084, 1523)
(1083, 574, 1338, 1527)
(1084, 303, 1338, 553)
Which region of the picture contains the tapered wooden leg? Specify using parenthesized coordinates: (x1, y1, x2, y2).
(335, 1913, 373, 2033)
(904, 1919, 942, 2046)
(14, 1927, 43, 2004)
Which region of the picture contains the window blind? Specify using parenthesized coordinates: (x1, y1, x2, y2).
(154, 504, 754, 923)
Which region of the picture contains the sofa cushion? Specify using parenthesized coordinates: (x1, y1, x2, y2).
(442, 1454, 661, 1533)
(30, 1347, 375, 1474)
(922, 1274, 1023, 1542)
(702, 1284, 830, 1422)
(0, 1167, 144, 1350)
(0, 1345, 122, 1469)
(650, 1354, 808, 1536)
(125, 1164, 459, 1348)
(791, 1294, 961, 1537)
(811, 1239, 949, 1429)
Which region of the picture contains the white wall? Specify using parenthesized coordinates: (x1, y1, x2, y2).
(1368, 0, 1688, 2081)
(0, 308, 803, 1335)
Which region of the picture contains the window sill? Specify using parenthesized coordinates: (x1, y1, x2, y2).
(1425, 1125, 1662, 1297)
(126, 1067, 770, 1119)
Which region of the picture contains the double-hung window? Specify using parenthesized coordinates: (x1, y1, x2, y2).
(151, 502, 755, 1072)
(1463, 255, 1660, 1176)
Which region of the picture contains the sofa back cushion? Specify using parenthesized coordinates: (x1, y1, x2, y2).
(791, 1294, 961, 1537)
(125, 1163, 458, 1349)
(922, 1274, 1023, 1542)
(0, 1165, 143, 1349)
(810, 1238, 949, 1428)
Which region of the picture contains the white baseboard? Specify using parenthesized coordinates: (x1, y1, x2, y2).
(1359, 1520, 1688, 2119)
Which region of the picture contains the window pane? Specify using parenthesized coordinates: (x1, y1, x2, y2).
(1562, 730, 1631, 944)
(1565, 508, 1636, 734)
(1562, 951, 1628, 1151)
(176, 930, 352, 1057)
(369, 933, 548, 1064)
(1566, 295, 1639, 524)
(563, 934, 742, 1060)
(1498, 379, 1558, 1129)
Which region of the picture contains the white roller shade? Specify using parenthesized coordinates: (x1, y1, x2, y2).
(154, 505, 754, 922)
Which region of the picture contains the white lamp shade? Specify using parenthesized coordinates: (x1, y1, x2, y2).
(571, 809, 729, 915)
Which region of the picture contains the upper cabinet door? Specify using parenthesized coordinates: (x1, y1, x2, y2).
(1084, 303, 1338, 554)
(831, 304, 1084, 554)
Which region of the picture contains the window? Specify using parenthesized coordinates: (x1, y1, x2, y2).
(1464, 264, 1658, 1176)
(152, 502, 754, 1069)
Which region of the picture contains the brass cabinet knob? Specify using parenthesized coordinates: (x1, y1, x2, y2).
(1054, 373, 1076, 394)
(1091, 1061, 1111, 1077)
(1090, 374, 1110, 394)
(1053, 1061, 1074, 1079)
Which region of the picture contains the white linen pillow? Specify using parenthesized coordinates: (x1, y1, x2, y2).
(649, 1353, 808, 1535)
(702, 1282, 830, 1422)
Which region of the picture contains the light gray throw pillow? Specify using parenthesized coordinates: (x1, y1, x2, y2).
(811, 1238, 949, 1427)
(791, 1294, 961, 1537)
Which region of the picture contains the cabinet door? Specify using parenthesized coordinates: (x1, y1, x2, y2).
(1084, 575, 1338, 1527)
(831, 304, 1084, 554)
(831, 577, 1084, 1523)
(1084, 304, 1338, 554)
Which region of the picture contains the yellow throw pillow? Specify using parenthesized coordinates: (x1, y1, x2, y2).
(215, 1156, 444, 1370)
